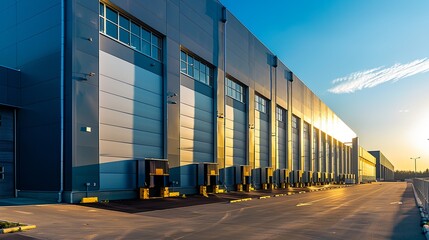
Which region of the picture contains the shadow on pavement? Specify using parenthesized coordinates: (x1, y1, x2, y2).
(0, 234, 40, 240)
(390, 183, 425, 240)
(80, 185, 342, 214)
(0, 198, 55, 207)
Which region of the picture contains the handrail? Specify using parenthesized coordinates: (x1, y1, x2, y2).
(413, 178, 429, 211)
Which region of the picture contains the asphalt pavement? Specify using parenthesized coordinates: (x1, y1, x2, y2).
(0, 182, 424, 240)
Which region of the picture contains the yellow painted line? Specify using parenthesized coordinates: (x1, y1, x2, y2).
(258, 196, 271, 199)
(296, 202, 313, 207)
(230, 198, 252, 203)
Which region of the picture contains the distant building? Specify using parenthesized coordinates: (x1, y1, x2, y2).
(369, 151, 395, 181)
(1, 0, 376, 202)
(352, 138, 377, 183)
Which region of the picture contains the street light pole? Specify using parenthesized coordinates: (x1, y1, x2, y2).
(410, 157, 421, 178)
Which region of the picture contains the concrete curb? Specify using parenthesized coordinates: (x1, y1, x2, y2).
(411, 183, 429, 240)
(0, 224, 36, 234)
(423, 225, 429, 240)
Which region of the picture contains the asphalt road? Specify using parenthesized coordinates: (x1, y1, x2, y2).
(0, 182, 424, 240)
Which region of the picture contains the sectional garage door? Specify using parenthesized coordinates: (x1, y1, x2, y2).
(180, 82, 214, 187)
(276, 107, 287, 169)
(292, 115, 300, 170)
(321, 133, 327, 173)
(99, 51, 163, 190)
(0, 108, 14, 198)
(225, 100, 246, 186)
(303, 122, 311, 171)
(255, 109, 269, 168)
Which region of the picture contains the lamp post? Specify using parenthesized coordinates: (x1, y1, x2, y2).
(410, 157, 420, 178)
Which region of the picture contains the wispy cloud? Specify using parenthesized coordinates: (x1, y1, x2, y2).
(329, 58, 429, 94)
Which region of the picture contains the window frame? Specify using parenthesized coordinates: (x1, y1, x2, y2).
(99, 2, 162, 62)
(225, 78, 244, 103)
(255, 94, 267, 113)
(180, 50, 213, 87)
(276, 106, 284, 122)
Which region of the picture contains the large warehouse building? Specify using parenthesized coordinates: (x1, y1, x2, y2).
(369, 151, 395, 181)
(0, 0, 384, 202)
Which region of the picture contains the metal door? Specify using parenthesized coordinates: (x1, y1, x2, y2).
(0, 108, 14, 198)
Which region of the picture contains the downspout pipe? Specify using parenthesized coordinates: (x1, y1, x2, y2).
(221, 6, 227, 189)
(14, 109, 17, 198)
(58, 0, 65, 203)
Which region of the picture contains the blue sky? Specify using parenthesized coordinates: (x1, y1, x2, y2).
(221, 0, 429, 171)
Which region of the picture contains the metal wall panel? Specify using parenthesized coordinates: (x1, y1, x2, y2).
(255, 111, 269, 169)
(180, 85, 214, 163)
(313, 128, 319, 172)
(327, 137, 332, 173)
(180, 84, 214, 186)
(277, 108, 287, 169)
(225, 104, 246, 166)
(292, 115, 300, 170)
(321, 132, 326, 172)
(99, 51, 163, 190)
(0, 108, 14, 197)
(303, 122, 311, 171)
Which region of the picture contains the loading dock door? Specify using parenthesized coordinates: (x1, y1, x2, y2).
(99, 51, 163, 190)
(180, 83, 214, 187)
(254, 95, 269, 186)
(303, 122, 311, 172)
(225, 100, 246, 186)
(0, 108, 14, 198)
(277, 107, 287, 170)
(292, 115, 300, 171)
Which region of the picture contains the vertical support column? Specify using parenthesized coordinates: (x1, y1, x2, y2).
(286, 71, 293, 177)
(270, 56, 278, 186)
(248, 88, 255, 176)
(352, 137, 359, 184)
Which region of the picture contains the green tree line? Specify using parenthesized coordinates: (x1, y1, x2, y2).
(394, 169, 429, 180)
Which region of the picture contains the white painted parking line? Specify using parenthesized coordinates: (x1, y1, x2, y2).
(14, 210, 33, 215)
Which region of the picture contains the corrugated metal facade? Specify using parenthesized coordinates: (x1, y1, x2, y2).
(99, 51, 163, 190)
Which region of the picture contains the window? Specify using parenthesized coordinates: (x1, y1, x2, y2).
(99, 2, 162, 61)
(225, 78, 244, 102)
(276, 106, 284, 122)
(180, 50, 213, 86)
(255, 95, 267, 113)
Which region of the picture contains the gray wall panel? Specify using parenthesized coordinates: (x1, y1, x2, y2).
(100, 108, 162, 134)
(181, 115, 212, 133)
(0, 108, 14, 198)
(100, 140, 162, 159)
(0, 0, 63, 193)
(303, 122, 311, 171)
(292, 115, 300, 170)
(100, 173, 136, 190)
(179, 84, 214, 175)
(100, 124, 162, 147)
(225, 104, 246, 167)
(99, 51, 163, 190)
(180, 127, 213, 144)
(100, 92, 162, 121)
(277, 119, 287, 169)
(100, 76, 162, 108)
